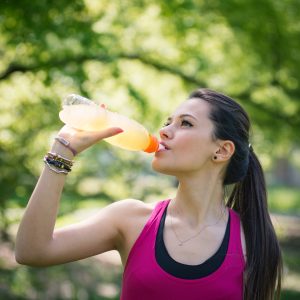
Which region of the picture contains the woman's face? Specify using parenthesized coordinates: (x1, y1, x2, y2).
(152, 98, 218, 176)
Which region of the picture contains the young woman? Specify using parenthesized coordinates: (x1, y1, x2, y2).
(15, 88, 282, 300)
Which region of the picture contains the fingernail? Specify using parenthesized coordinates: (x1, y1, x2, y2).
(116, 128, 124, 133)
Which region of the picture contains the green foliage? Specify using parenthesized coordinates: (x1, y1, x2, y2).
(268, 186, 300, 215)
(1, 1, 299, 297)
(0, 255, 122, 299)
(0, 0, 300, 232)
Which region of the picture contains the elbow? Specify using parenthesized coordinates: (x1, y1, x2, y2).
(15, 253, 29, 266)
(14, 248, 48, 267)
(15, 253, 50, 267)
(14, 241, 31, 265)
(15, 237, 52, 267)
(14, 250, 35, 266)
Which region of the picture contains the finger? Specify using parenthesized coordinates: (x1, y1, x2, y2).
(92, 127, 124, 140)
(100, 103, 107, 109)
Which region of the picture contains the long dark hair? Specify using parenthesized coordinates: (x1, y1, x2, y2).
(189, 88, 282, 300)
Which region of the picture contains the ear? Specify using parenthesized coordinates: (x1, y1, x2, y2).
(214, 140, 235, 162)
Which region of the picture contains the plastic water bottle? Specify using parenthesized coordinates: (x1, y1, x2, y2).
(59, 94, 159, 153)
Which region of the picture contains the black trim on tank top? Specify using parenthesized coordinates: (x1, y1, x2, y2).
(155, 205, 230, 279)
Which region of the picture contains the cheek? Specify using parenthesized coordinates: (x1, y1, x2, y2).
(151, 144, 208, 174)
(177, 135, 213, 165)
(178, 135, 206, 154)
(179, 149, 207, 170)
(152, 133, 214, 174)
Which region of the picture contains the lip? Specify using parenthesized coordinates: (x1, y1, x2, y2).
(157, 141, 170, 152)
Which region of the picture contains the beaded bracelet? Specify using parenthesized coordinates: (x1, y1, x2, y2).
(44, 158, 69, 175)
(43, 152, 74, 175)
(47, 152, 73, 168)
(44, 156, 72, 172)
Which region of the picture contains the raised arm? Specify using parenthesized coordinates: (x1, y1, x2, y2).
(15, 125, 124, 266)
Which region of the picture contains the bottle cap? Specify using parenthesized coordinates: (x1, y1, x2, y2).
(144, 135, 159, 153)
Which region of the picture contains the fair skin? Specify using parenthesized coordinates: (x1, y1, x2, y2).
(15, 99, 246, 268)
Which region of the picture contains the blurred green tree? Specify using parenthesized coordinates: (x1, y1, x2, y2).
(0, 0, 299, 238)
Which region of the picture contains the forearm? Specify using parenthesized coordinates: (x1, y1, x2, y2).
(15, 125, 123, 265)
(15, 142, 73, 263)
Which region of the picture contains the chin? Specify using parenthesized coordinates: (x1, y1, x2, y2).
(151, 160, 179, 176)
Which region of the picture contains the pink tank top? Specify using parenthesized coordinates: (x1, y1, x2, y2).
(121, 199, 245, 300)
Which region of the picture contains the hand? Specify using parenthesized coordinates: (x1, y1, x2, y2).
(54, 125, 123, 156)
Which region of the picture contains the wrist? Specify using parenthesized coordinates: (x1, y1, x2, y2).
(54, 136, 77, 156)
(50, 141, 75, 160)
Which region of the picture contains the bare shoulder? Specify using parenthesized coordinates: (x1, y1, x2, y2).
(109, 198, 155, 218)
(109, 199, 157, 264)
(108, 198, 156, 234)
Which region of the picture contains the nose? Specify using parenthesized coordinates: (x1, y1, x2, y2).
(159, 125, 173, 140)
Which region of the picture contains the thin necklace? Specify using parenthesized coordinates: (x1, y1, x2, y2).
(170, 204, 227, 246)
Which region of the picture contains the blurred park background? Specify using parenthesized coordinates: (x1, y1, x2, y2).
(1, 0, 300, 299)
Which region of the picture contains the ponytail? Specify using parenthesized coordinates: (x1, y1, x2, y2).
(188, 88, 283, 300)
(227, 148, 282, 300)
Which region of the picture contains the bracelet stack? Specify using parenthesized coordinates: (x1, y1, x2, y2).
(44, 152, 74, 175)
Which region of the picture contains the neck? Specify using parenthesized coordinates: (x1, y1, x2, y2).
(171, 172, 226, 227)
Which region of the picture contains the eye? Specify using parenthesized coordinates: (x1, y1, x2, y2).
(163, 121, 171, 127)
(181, 120, 193, 127)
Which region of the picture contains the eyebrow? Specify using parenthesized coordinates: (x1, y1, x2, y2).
(167, 114, 198, 121)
